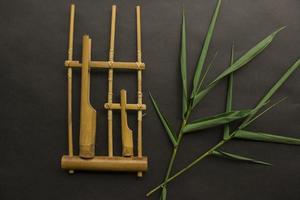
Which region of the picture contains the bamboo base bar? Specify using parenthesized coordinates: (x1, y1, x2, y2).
(61, 156, 148, 172)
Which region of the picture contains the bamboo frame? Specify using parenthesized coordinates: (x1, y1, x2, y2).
(61, 4, 147, 176)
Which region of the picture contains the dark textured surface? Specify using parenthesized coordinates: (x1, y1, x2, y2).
(1, 0, 300, 199)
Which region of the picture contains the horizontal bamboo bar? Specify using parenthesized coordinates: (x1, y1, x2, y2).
(104, 103, 146, 110)
(64, 60, 145, 70)
(61, 156, 148, 172)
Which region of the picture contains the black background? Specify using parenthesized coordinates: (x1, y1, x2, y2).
(1, 0, 300, 199)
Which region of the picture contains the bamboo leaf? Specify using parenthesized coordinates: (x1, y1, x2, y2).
(240, 97, 287, 129)
(241, 58, 300, 126)
(209, 27, 285, 86)
(181, 10, 188, 118)
(211, 150, 271, 166)
(191, 0, 221, 97)
(183, 110, 251, 133)
(224, 43, 235, 140)
(192, 27, 285, 109)
(234, 130, 300, 145)
(149, 93, 178, 146)
(197, 52, 218, 91)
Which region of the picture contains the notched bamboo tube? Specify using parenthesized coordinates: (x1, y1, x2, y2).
(67, 4, 75, 174)
(79, 35, 97, 158)
(120, 90, 134, 157)
(61, 156, 148, 172)
(107, 5, 116, 157)
(136, 5, 143, 177)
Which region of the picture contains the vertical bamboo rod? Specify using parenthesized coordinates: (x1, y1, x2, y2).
(136, 5, 143, 177)
(67, 4, 75, 174)
(107, 5, 116, 157)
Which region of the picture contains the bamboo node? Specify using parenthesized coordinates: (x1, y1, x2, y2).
(138, 92, 143, 98)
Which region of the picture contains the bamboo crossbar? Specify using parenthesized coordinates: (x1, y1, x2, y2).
(64, 60, 145, 70)
(104, 103, 146, 110)
(62, 4, 147, 175)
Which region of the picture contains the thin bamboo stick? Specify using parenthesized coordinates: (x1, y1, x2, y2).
(136, 5, 143, 177)
(107, 5, 116, 157)
(67, 4, 75, 174)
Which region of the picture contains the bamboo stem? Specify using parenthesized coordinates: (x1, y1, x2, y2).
(107, 5, 116, 157)
(147, 139, 228, 196)
(136, 5, 143, 177)
(67, 4, 75, 174)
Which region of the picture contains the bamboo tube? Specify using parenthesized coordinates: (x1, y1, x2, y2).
(136, 5, 143, 177)
(120, 90, 134, 156)
(79, 35, 97, 158)
(107, 5, 116, 157)
(61, 156, 148, 172)
(67, 4, 75, 174)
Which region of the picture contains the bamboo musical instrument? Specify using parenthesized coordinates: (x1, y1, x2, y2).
(79, 35, 97, 159)
(61, 4, 147, 175)
(120, 90, 134, 156)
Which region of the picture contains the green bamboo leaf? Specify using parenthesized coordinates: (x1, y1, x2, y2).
(181, 9, 188, 118)
(234, 130, 300, 145)
(192, 27, 285, 109)
(224, 43, 235, 140)
(149, 93, 177, 146)
(183, 110, 251, 133)
(191, 0, 221, 97)
(241, 58, 300, 126)
(240, 97, 287, 129)
(211, 150, 271, 166)
(197, 52, 218, 91)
